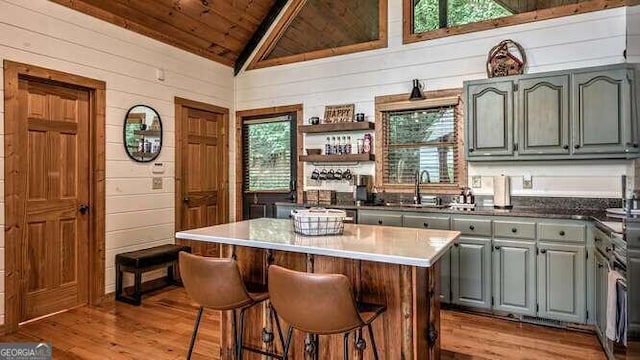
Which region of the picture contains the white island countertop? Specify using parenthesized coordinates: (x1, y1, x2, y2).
(176, 218, 460, 267)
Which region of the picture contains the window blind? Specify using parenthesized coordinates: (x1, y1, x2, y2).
(242, 115, 293, 192)
(383, 106, 458, 185)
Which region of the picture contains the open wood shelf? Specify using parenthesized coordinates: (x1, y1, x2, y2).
(299, 121, 374, 133)
(299, 153, 375, 162)
(133, 129, 161, 137)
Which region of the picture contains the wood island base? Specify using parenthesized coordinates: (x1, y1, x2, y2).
(216, 244, 442, 360)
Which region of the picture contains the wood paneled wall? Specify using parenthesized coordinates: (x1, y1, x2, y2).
(235, 3, 629, 199)
(0, 0, 234, 325)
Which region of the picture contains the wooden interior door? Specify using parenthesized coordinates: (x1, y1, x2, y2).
(175, 98, 229, 257)
(17, 77, 90, 321)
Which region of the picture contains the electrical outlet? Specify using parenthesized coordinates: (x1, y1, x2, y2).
(152, 177, 163, 190)
(472, 176, 482, 188)
(523, 174, 533, 189)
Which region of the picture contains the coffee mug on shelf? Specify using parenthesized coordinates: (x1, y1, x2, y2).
(355, 113, 365, 122)
(309, 116, 320, 125)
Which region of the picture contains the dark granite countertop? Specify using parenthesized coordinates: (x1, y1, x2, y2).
(275, 202, 624, 237)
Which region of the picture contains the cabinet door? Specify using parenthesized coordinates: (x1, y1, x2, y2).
(357, 211, 403, 227)
(451, 237, 492, 309)
(466, 81, 514, 157)
(572, 69, 633, 154)
(440, 249, 451, 304)
(492, 239, 536, 316)
(594, 250, 608, 339)
(537, 242, 586, 323)
(518, 75, 570, 155)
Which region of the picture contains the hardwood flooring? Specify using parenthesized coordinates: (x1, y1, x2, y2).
(0, 287, 605, 359)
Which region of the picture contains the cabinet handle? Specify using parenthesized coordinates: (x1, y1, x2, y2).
(559, 230, 565, 236)
(540, 249, 547, 254)
(378, 220, 383, 225)
(606, 246, 612, 253)
(469, 148, 475, 153)
(494, 246, 501, 250)
(598, 263, 604, 268)
(469, 225, 475, 231)
(454, 243, 459, 247)
(563, 145, 569, 150)
(423, 222, 429, 228)
(574, 144, 581, 149)
(511, 228, 518, 233)
(595, 237, 601, 242)
(635, 144, 639, 148)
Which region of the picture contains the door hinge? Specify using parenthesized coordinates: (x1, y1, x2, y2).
(513, 83, 519, 92)
(491, 296, 494, 306)
(586, 250, 588, 260)
(536, 303, 539, 312)
(586, 310, 589, 320)
(514, 143, 519, 151)
(221, 127, 226, 136)
(536, 247, 539, 255)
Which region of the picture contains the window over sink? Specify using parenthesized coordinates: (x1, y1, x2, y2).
(375, 89, 466, 194)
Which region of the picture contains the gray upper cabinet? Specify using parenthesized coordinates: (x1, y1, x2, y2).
(573, 69, 635, 154)
(466, 64, 639, 160)
(451, 237, 492, 309)
(518, 75, 570, 155)
(492, 239, 537, 316)
(466, 80, 514, 157)
(537, 242, 586, 323)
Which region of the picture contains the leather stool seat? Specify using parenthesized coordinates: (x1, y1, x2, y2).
(179, 252, 282, 359)
(268, 265, 385, 359)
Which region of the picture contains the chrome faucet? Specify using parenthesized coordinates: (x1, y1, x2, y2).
(414, 170, 431, 204)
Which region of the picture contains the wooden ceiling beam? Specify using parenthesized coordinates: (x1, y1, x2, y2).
(234, 0, 289, 75)
(50, 0, 236, 65)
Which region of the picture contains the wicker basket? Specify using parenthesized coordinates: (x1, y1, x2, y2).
(292, 208, 347, 236)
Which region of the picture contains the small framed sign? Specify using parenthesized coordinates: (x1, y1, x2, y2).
(324, 104, 355, 123)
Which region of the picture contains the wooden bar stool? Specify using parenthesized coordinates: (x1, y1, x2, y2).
(179, 252, 283, 360)
(268, 265, 386, 360)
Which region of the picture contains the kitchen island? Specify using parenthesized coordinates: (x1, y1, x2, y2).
(176, 218, 460, 359)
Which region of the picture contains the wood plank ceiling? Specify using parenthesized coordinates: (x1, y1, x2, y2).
(265, 0, 381, 59)
(49, 0, 277, 67)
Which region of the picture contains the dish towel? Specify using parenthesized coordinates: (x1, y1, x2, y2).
(606, 269, 624, 341)
(616, 280, 627, 346)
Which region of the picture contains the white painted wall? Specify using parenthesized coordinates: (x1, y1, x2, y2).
(0, 0, 235, 324)
(236, 0, 630, 199)
(628, 5, 640, 62)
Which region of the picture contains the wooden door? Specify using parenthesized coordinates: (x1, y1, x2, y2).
(175, 98, 229, 257)
(17, 77, 90, 321)
(451, 237, 492, 309)
(466, 80, 514, 157)
(492, 239, 536, 316)
(537, 242, 586, 323)
(517, 75, 570, 156)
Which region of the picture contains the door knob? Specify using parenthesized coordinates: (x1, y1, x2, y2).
(78, 204, 89, 214)
(183, 197, 190, 203)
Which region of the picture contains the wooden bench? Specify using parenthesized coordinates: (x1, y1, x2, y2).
(115, 244, 191, 305)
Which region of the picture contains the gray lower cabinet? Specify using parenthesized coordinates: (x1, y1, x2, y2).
(537, 242, 586, 323)
(492, 239, 537, 316)
(403, 214, 452, 303)
(594, 249, 608, 341)
(451, 237, 492, 309)
(357, 210, 403, 227)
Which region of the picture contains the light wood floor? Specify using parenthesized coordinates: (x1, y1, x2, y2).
(0, 287, 605, 359)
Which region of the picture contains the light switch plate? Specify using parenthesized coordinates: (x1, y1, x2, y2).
(152, 177, 163, 190)
(523, 174, 533, 189)
(472, 176, 482, 188)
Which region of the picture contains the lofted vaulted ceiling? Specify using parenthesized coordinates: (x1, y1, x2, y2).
(51, 0, 387, 73)
(50, 0, 280, 67)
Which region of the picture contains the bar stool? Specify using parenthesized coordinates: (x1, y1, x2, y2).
(268, 265, 386, 360)
(179, 252, 283, 360)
